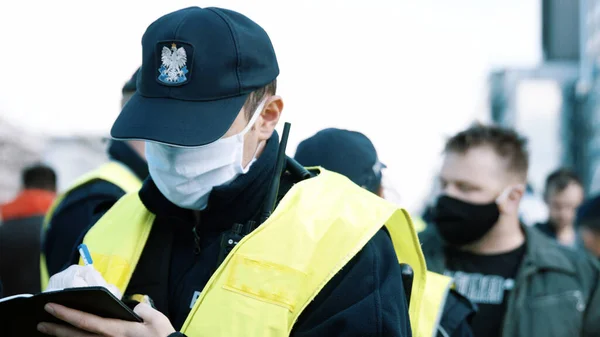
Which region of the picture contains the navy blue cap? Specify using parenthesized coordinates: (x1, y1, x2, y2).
(294, 128, 386, 193)
(111, 7, 279, 147)
(576, 193, 600, 231)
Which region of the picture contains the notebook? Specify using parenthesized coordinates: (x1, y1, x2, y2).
(0, 286, 142, 337)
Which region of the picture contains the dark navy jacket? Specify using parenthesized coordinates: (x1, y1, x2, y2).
(440, 291, 475, 337)
(43, 141, 148, 276)
(67, 133, 412, 336)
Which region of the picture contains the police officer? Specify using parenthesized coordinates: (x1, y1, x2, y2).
(295, 128, 475, 337)
(296, 128, 428, 232)
(294, 128, 387, 196)
(40, 68, 148, 287)
(39, 7, 430, 337)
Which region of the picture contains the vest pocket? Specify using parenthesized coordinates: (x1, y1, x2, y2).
(526, 290, 585, 337)
(222, 254, 308, 312)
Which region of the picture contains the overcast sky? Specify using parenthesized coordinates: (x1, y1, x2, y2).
(0, 0, 541, 211)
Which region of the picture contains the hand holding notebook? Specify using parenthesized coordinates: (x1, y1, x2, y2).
(0, 244, 176, 336)
(45, 244, 122, 299)
(37, 300, 176, 337)
(0, 287, 143, 336)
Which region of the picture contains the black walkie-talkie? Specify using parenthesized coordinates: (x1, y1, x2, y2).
(216, 122, 293, 266)
(217, 223, 244, 265)
(400, 263, 414, 306)
(258, 122, 291, 224)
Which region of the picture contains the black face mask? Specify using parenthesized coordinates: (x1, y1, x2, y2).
(432, 195, 501, 246)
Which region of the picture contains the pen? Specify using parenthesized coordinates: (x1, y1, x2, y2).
(78, 243, 94, 266)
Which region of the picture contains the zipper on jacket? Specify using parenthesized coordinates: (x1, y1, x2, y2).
(192, 211, 202, 255)
(573, 290, 586, 312)
(501, 262, 536, 337)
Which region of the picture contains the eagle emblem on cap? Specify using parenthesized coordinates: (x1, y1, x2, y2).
(158, 43, 189, 84)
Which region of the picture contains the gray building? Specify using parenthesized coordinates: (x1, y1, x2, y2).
(489, 0, 600, 196)
(577, 0, 600, 193)
(489, 63, 579, 193)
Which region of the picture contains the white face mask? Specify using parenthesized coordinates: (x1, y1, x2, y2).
(145, 100, 266, 210)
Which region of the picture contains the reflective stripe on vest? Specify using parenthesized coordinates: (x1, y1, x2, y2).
(80, 169, 439, 336)
(40, 161, 142, 290)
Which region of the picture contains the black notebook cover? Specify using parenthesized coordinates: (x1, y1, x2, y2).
(0, 287, 142, 337)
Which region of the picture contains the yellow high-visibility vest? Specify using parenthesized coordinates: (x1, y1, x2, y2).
(80, 168, 448, 337)
(420, 271, 454, 337)
(40, 161, 142, 290)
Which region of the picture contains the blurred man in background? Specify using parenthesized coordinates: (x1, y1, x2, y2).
(0, 164, 56, 221)
(535, 168, 584, 248)
(420, 123, 600, 337)
(0, 164, 56, 295)
(576, 194, 600, 258)
(518, 183, 548, 227)
(294, 128, 475, 337)
(40, 68, 148, 285)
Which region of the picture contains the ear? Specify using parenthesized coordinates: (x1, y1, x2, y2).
(509, 184, 526, 201)
(255, 95, 284, 141)
(377, 184, 385, 198)
(498, 184, 525, 214)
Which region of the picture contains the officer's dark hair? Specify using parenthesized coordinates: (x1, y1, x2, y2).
(22, 164, 56, 192)
(122, 68, 140, 94)
(243, 80, 277, 120)
(544, 168, 582, 201)
(444, 122, 529, 181)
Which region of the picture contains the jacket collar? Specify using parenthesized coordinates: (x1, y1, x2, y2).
(108, 141, 148, 180)
(520, 226, 576, 274)
(420, 224, 576, 275)
(534, 221, 557, 239)
(139, 132, 279, 234)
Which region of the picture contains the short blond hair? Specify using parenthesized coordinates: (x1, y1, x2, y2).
(445, 122, 529, 181)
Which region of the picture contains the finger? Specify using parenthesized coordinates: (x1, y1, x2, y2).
(133, 303, 176, 336)
(44, 303, 122, 336)
(106, 284, 123, 299)
(37, 322, 100, 337)
(133, 302, 157, 321)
